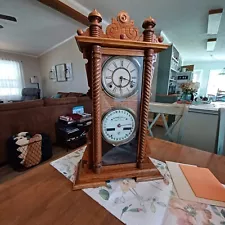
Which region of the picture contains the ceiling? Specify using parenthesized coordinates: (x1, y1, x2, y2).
(74, 0, 225, 62)
(0, 0, 225, 61)
(0, 0, 84, 57)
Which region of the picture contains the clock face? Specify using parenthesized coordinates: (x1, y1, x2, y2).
(102, 108, 136, 145)
(102, 56, 140, 98)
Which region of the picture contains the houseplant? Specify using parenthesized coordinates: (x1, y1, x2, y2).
(180, 82, 200, 102)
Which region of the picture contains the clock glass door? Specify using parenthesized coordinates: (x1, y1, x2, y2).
(101, 55, 144, 166)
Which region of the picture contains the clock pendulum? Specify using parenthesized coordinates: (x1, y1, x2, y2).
(73, 9, 169, 190)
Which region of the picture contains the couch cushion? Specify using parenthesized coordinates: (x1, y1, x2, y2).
(57, 92, 69, 98)
(44, 97, 78, 106)
(77, 96, 91, 103)
(0, 99, 44, 112)
(67, 92, 84, 97)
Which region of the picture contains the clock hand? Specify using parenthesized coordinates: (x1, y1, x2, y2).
(121, 77, 135, 84)
(117, 123, 132, 127)
(121, 77, 129, 81)
(119, 76, 123, 94)
(120, 76, 122, 86)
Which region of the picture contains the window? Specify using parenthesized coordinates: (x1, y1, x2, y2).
(193, 70, 203, 83)
(193, 70, 203, 96)
(0, 59, 24, 102)
(207, 70, 225, 96)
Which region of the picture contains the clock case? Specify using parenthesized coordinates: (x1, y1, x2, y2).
(73, 10, 169, 190)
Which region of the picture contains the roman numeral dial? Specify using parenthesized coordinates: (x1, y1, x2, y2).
(102, 56, 140, 98)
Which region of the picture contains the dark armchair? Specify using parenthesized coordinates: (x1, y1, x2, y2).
(9, 88, 40, 102)
(21, 88, 40, 101)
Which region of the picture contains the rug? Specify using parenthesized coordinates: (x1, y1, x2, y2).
(50, 147, 225, 225)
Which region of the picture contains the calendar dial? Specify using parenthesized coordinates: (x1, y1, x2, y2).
(102, 108, 136, 145)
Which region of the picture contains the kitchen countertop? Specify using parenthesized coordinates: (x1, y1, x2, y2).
(189, 102, 225, 114)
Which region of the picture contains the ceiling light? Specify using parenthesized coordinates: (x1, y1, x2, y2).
(207, 9, 223, 35)
(207, 38, 217, 52)
(219, 68, 225, 75)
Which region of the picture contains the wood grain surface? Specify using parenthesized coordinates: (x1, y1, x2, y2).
(1, 137, 225, 225)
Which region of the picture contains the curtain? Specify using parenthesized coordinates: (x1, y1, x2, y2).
(0, 59, 24, 102)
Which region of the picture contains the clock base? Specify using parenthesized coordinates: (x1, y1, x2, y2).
(72, 150, 162, 190)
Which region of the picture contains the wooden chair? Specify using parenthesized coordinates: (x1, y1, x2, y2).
(148, 103, 187, 142)
(216, 89, 225, 102)
(215, 108, 225, 155)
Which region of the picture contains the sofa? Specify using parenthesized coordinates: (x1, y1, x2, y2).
(56, 92, 86, 98)
(21, 88, 40, 100)
(0, 96, 91, 165)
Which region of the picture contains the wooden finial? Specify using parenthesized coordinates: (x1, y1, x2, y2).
(142, 17, 156, 29)
(77, 29, 84, 36)
(158, 36, 164, 43)
(142, 17, 156, 42)
(88, 9, 102, 37)
(88, 9, 102, 22)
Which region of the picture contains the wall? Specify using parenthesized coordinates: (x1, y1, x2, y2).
(39, 38, 88, 97)
(150, 31, 173, 102)
(184, 60, 225, 96)
(0, 51, 41, 89)
(38, 34, 164, 99)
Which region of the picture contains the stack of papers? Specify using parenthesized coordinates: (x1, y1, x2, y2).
(166, 161, 225, 207)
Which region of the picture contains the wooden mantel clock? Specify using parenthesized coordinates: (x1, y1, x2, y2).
(73, 9, 169, 190)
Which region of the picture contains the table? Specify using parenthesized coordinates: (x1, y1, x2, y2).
(148, 103, 187, 142)
(1, 137, 225, 225)
(55, 120, 89, 151)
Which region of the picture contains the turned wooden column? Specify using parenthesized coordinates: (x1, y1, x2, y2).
(88, 10, 103, 174)
(137, 17, 156, 169)
(82, 50, 94, 169)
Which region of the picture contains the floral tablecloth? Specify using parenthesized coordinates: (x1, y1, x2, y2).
(50, 147, 225, 225)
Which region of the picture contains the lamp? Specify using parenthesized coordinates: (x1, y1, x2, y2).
(207, 9, 223, 35)
(207, 38, 217, 52)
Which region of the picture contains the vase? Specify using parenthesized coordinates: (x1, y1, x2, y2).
(181, 93, 193, 102)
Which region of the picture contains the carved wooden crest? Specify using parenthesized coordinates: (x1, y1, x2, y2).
(106, 11, 141, 40)
(77, 9, 163, 43)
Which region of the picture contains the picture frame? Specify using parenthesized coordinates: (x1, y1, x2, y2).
(55, 64, 67, 82)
